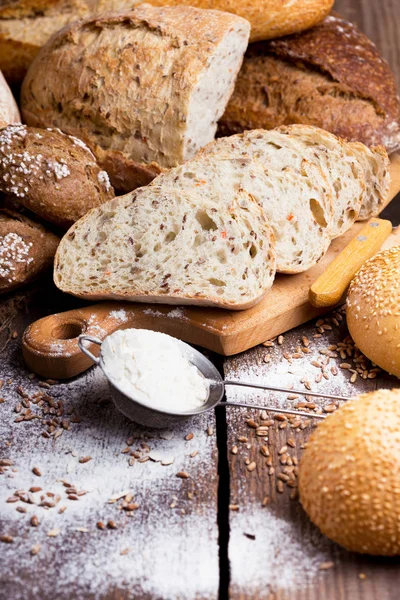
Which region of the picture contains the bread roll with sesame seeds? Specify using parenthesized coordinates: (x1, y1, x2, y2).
(0, 124, 114, 229)
(299, 389, 400, 556)
(346, 246, 400, 378)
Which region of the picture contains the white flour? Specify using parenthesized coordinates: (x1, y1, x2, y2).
(101, 329, 209, 412)
(229, 507, 333, 595)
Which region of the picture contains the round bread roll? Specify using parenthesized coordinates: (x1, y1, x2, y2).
(347, 246, 400, 378)
(0, 124, 114, 229)
(299, 389, 400, 555)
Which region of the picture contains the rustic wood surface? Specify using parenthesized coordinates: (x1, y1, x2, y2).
(1, 1, 400, 599)
(224, 6, 400, 599)
(0, 285, 220, 600)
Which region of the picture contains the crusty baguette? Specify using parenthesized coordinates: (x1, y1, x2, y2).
(0, 124, 115, 229)
(54, 186, 276, 310)
(0, 208, 59, 293)
(0, 70, 20, 127)
(21, 5, 250, 192)
(219, 15, 400, 154)
(152, 154, 332, 273)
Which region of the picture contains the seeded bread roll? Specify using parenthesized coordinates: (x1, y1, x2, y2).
(54, 186, 276, 310)
(346, 246, 400, 378)
(0, 208, 59, 293)
(0, 70, 20, 126)
(299, 389, 400, 555)
(0, 124, 114, 229)
(21, 6, 250, 192)
(220, 15, 400, 154)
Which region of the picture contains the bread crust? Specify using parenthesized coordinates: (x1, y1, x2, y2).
(0, 124, 115, 228)
(0, 70, 20, 126)
(220, 15, 400, 152)
(21, 5, 249, 192)
(0, 207, 59, 293)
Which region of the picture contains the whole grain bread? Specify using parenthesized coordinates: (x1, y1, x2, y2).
(0, 124, 115, 229)
(0, 0, 333, 84)
(219, 15, 400, 154)
(0, 0, 139, 84)
(54, 186, 276, 310)
(0, 207, 59, 293)
(152, 153, 333, 273)
(21, 5, 250, 192)
(0, 70, 20, 126)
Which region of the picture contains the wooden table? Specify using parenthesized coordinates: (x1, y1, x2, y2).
(1, 1, 400, 598)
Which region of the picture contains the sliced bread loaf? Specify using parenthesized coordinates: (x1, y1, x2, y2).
(153, 155, 332, 273)
(54, 186, 276, 310)
(201, 126, 366, 238)
(21, 5, 250, 192)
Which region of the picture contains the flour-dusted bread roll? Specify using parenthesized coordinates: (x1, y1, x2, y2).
(220, 15, 400, 154)
(21, 6, 251, 192)
(299, 389, 400, 555)
(198, 126, 379, 238)
(347, 246, 400, 378)
(152, 154, 332, 273)
(0, 71, 20, 126)
(54, 186, 276, 310)
(0, 208, 59, 293)
(0, 124, 114, 229)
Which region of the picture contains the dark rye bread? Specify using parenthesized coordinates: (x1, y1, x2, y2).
(219, 15, 400, 153)
(0, 207, 59, 293)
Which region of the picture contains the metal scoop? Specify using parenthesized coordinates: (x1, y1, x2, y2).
(78, 334, 353, 429)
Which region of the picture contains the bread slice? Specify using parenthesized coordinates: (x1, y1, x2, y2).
(21, 5, 250, 192)
(0, 70, 20, 127)
(153, 155, 332, 273)
(276, 125, 366, 237)
(347, 142, 390, 220)
(54, 186, 276, 310)
(200, 126, 366, 239)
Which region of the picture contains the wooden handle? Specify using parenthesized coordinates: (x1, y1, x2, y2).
(22, 302, 221, 379)
(309, 218, 392, 308)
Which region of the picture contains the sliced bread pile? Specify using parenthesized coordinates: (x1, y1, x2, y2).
(54, 125, 390, 310)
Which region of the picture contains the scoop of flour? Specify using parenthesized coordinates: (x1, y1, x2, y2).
(101, 329, 209, 412)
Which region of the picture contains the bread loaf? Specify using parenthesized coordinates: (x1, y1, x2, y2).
(0, 0, 333, 84)
(152, 153, 333, 273)
(220, 15, 400, 154)
(0, 0, 138, 84)
(197, 126, 387, 236)
(0, 208, 59, 293)
(54, 186, 276, 310)
(0, 124, 115, 229)
(0, 70, 20, 126)
(21, 6, 250, 192)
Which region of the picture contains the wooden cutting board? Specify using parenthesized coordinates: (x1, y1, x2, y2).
(23, 154, 400, 379)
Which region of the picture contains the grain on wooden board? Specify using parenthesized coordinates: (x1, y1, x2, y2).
(0, 337, 219, 599)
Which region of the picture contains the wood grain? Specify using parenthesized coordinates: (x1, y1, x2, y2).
(225, 3, 400, 597)
(0, 288, 220, 600)
(224, 311, 400, 600)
